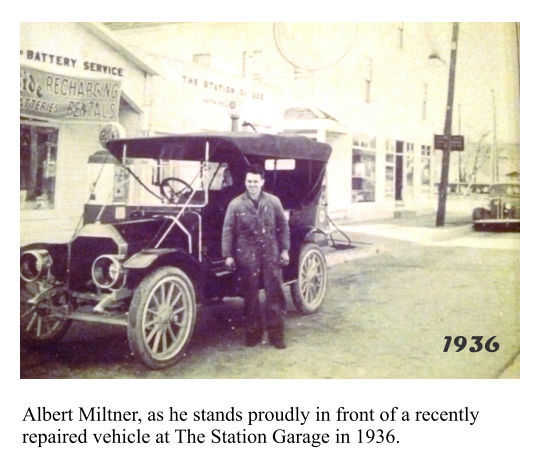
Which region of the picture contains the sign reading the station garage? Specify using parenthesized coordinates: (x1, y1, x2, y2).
(20, 65, 121, 122)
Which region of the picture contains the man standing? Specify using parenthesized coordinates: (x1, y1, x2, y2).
(222, 164, 290, 348)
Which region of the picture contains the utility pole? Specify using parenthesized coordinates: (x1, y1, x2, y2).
(436, 22, 460, 227)
(458, 103, 462, 190)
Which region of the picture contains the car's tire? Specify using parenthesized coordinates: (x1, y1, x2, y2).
(291, 243, 328, 314)
(472, 208, 487, 231)
(128, 266, 197, 369)
(20, 285, 72, 347)
(472, 208, 485, 221)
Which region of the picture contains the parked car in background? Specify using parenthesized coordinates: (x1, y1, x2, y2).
(472, 183, 520, 230)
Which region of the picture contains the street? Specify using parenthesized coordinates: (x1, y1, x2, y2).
(20, 229, 519, 379)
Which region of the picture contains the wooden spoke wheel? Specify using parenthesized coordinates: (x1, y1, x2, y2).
(128, 267, 197, 369)
(20, 286, 71, 346)
(291, 243, 328, 314)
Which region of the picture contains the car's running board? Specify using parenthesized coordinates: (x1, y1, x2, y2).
(68, 311, 128, 327)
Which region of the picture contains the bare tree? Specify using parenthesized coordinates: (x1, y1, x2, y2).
(464, 131, 491, 194)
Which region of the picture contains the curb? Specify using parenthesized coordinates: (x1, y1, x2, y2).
(324, 244, 382, 268)
(419, 224, 473, 242)
(339, 223, 473, 244)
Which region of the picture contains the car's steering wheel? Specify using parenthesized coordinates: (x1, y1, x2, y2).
(159, 177, 194, 204)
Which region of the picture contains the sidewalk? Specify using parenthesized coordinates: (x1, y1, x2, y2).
(324, 240, 382, 268)
(336, 211, 473, 245)
(323, 211, 473, 267)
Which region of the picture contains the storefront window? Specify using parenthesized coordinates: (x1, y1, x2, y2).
(351, 135, 376, 203)
(20, 124, 58, 210)
(406, 142, 415, 187)
(385, 139, 395, 198)
(420, 144, 431, 189)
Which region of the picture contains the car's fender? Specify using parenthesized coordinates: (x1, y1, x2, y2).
(291, 225, 327, 248)
(124, 248, 202, 292)
(284, 225, 327, 282)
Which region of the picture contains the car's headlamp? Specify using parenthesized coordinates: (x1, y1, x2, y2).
(91, 255, 126, 289)
(20, 250, 52, 283)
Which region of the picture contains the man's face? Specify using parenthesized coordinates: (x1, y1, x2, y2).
(245, 172, 264, 199)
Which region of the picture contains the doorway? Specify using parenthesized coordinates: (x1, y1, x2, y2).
(395, 140, 403, 201)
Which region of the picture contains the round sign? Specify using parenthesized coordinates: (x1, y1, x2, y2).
(99, 122, 125, 148)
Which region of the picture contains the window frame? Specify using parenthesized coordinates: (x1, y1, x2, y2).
(20, 122, 60, 212)
(351, 134, 377, 203)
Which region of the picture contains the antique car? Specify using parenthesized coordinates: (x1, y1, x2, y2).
(20, 133, 332, 369)
(472, 182, 520, 230)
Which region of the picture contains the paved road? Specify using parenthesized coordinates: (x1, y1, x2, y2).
(20, 229, 519, 379)
(432, 229, 520, 251)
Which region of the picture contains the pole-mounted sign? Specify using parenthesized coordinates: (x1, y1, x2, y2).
(434, 134, 465, 152)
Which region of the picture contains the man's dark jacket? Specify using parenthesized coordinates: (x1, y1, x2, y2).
(222, 191, 290, 264)
(222, 191, 290, 335)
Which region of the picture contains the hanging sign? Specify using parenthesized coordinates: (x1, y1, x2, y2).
(20, 65, 121, 122)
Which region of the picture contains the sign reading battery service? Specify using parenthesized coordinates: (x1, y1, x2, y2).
(20, 66, 121, 121)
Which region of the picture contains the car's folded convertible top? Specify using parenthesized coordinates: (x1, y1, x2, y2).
(106, 132, 332, 163)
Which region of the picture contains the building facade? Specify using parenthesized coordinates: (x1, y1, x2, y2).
(20, 22, 159, 245)
(21, 22, 519, 245)
(111, 22, 454, 221)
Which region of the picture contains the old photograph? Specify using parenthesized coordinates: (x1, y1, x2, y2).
(19, 22, 520, 378)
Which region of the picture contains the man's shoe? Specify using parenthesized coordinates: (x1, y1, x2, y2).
(245, 330, 262, 347)
(269, 333, 286, 349)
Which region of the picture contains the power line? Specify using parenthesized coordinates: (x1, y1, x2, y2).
(272, 23, 358, 74)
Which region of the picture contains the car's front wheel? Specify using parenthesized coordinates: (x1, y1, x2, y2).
(291, 243, 328, 314)
(20, 285, 72, 346)
(128, 267, 197, 369)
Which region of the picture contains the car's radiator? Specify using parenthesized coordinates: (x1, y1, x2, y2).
(68, 237, 118, 291)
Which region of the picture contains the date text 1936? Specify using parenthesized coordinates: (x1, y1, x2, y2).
(442, 336, 500, 352)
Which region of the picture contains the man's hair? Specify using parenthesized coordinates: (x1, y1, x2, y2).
(245, 163, 265, 180)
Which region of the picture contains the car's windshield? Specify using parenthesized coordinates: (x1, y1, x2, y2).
(489, 184, 520, 197)
(112, 158, 229, 206)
